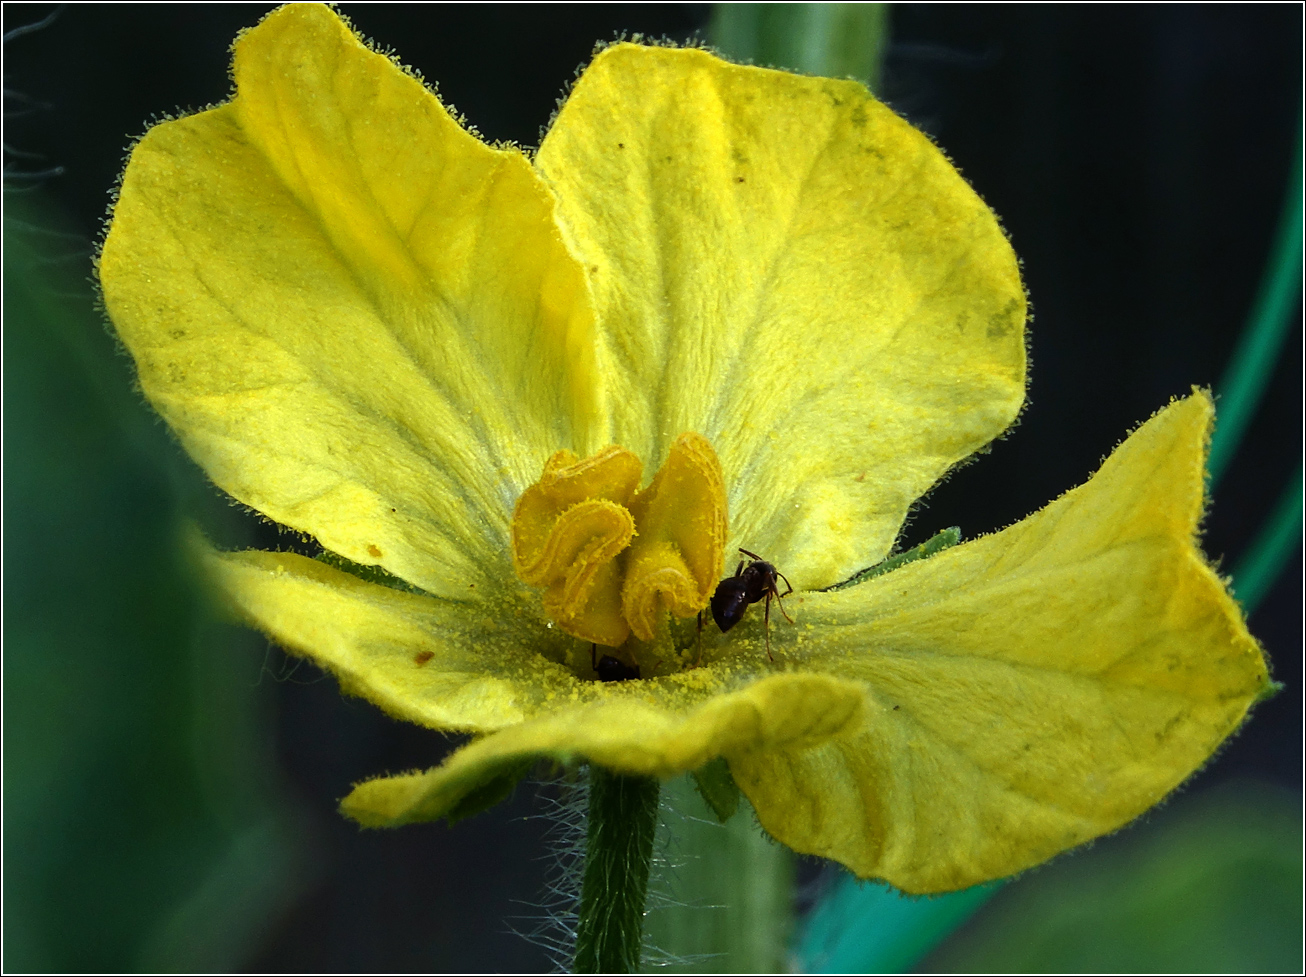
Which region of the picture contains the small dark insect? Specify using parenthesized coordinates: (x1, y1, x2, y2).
(707, 548, 794, 660)
(591, 643, 641, 682)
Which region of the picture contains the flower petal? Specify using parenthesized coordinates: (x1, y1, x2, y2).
(200, 544, 580, 733)
(201, 539, 777, 732)
(339, 672, 866, 827)
(100, 4, 598, 600)
(732, 392, 1270, 892)
(537, 43, 1026, 589)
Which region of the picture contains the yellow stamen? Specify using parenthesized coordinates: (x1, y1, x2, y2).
(512, 447, 642, 646)
(623, 433, 728, 641)
(511, 433, 728, 650)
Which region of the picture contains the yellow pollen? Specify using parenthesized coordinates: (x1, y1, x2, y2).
(511, 433, 727, 649)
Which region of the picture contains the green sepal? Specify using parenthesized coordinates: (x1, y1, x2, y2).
(443, 757, 533, 825)
(314, 549, 424, 594)
(691, 756, 742, 822)
(824, 526, 961, 592)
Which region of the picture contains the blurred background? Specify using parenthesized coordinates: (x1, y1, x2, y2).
(4, 3, 1300, 972)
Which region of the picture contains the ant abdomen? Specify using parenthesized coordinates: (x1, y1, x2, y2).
(709, 577, 751, 632)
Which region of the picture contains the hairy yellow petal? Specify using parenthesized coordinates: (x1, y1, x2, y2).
(200, 545, 578, 733)
(200, 536, 778, 732)
(340, 672, 866, 826)
(623, 432, 728, 640)
(100, 3, 598, 601)
(537, 43, 1025, 589)
(733, 392, 1270, 892)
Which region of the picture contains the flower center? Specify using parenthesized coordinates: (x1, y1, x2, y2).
(511, 433, 728, 650)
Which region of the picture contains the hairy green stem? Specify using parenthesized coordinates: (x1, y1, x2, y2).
(573, 767, 660, 974)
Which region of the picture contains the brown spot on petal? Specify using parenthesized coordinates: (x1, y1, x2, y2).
(367, 544, 382, 558)
(414, 651, 434, 666)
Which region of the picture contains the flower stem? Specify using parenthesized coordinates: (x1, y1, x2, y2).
(573, 766, 660, 974)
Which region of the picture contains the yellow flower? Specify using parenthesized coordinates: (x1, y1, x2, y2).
(98, 4, 1269, 894)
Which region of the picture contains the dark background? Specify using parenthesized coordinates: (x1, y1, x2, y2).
(4, 3, 1300, 972)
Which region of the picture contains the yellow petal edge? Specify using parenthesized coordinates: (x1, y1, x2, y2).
(100, 2, 600, 604)
(338, 394, 1269, 893)
(341, 672, 867, 826)
(743, 391, 1270, 891)
(538, 41, 1027, 589)
(101, 2, 1027, 604)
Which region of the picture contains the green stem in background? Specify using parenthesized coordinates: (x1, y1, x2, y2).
(643, 773, 794, 973)
(573, 767, 660, 974)
(1207, 116, 1303, 489)
(642, 8, 893, 973)
(710, 2, 890, 91)
(1230, 462, 1304, 616)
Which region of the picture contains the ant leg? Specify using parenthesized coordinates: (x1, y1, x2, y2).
(694, 611, 704, 667)
(763, 593, 775, 662)
(771, 570, 796, 624)
(739, 547, 763, 562)
(590, 642, 597, 672)
(773, 584, 795, 625)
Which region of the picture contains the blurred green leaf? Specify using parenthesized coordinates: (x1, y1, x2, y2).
(920, 781, 1303, 974)
(796, 876, 999, 974)
(3, 192, 312, 971)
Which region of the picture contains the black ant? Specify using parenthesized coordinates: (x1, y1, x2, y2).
(591, 643, 640, 682)
(703, 548, 794, 661)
